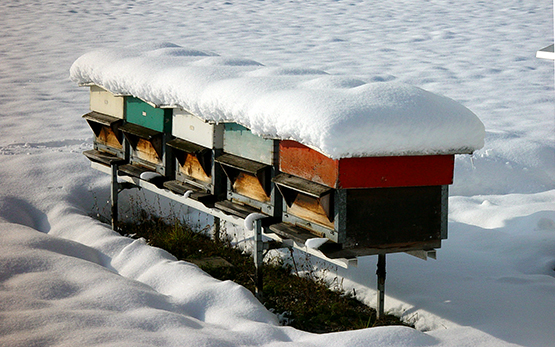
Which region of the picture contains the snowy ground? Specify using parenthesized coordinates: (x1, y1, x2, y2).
(0, 1, 553, 346)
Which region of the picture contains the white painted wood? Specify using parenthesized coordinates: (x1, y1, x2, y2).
(172, 109, 224, 149)
(89, 85, 125, 119)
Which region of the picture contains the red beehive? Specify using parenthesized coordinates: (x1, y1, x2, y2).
(270, 140, 453, 258)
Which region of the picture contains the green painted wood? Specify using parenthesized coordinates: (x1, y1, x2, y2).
(223, 123, 275, 165)
(125, 97, 172, 133)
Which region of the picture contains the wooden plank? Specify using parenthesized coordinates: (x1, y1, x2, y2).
(268, 223, 342, 255)
(89, 85, 125, 119)
(83, 149, 125, 166)
(118, 163, 155, 178)
(83, 112, 124, 150)
(120, 123, 160, 140)
(214, 200, 262, 219)
(233, 172, 270, 202)
(178, 154, 212, 184)
(83, 111, 122, 126)
(279, 140, 339, 188)
(223, 123, 276, 165)
(135, 138, 162, 164)
(273, 173, 333, 198)
(125, 97, 172, 133)
(172, 110, 223, 149)
(287, 193, 334, 229)
(268, 222, 314, 244)
(118, 163, 166, 188)
(163, 180, 214, 205)
(96, 126, 123, 149)
(215, 153, 267, 174)
(167, 138, 208, 155)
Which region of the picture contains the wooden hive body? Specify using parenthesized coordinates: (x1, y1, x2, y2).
(163, 110, 226, 203)
(215, 123, 281, 218)
(89, 85, 125, 119)
(119, 97, 173, 177)
(271, 140, 453, 257)
(82, 86, 127, 166)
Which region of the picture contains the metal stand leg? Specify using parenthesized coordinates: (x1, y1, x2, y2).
(253, 219, 264, 299)
(110, 163, 119, 231)
(376, 253, 386, 320)
(110, 161, 137, 231)
(213, 217, 221, 242)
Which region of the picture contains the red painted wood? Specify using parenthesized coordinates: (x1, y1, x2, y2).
(338, 155, 454, 188)
(279, 140, 454, 189)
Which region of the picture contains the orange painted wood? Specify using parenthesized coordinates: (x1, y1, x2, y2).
(279, 141, 339, 187)
(279, 140, 454, 189)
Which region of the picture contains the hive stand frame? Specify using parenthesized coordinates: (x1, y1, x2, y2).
(96, 161, 354, 297)
(96, 161, 421, 315)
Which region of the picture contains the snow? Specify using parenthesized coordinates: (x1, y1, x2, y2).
(244, 212, 268, 231)
(0, 0, 553, 347)
(139, 171, 163, 181)
(70, 44, 485, 159)
(305, 238, 329, 250)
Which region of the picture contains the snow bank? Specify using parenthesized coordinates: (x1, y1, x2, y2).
(0, 221, 451, 347)
(70, 43, 484, 159)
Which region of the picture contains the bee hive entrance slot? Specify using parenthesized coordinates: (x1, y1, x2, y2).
(167, 138, 212, 185)
(216, 153, 271, 203)
(273, 173, 334, 229)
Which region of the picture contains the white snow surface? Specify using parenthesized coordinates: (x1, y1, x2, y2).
(0, 0, 553, 347)
(70, 44, 485, 159)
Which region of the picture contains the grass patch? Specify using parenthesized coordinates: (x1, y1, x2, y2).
(118, 213, 412, 333)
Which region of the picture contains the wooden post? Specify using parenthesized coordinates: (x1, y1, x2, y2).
(110, 162, 119, 231)
(376, 253, 386, 319)
(254, 218, 264, 299)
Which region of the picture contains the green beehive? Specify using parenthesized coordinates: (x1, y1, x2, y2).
(119, 97, 173, 178)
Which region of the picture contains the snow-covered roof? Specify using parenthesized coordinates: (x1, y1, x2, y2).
(70, 43, 484, 159)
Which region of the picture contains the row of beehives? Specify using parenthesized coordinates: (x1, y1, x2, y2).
(83, 85, 452, 258)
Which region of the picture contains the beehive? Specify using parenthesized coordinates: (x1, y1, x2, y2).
(119, 97, 173, 177)
(82, 85, 126, 166)
(270, 140, 453, 257)
(214, 123, 281, 218)
(163, 109, 225, 203)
